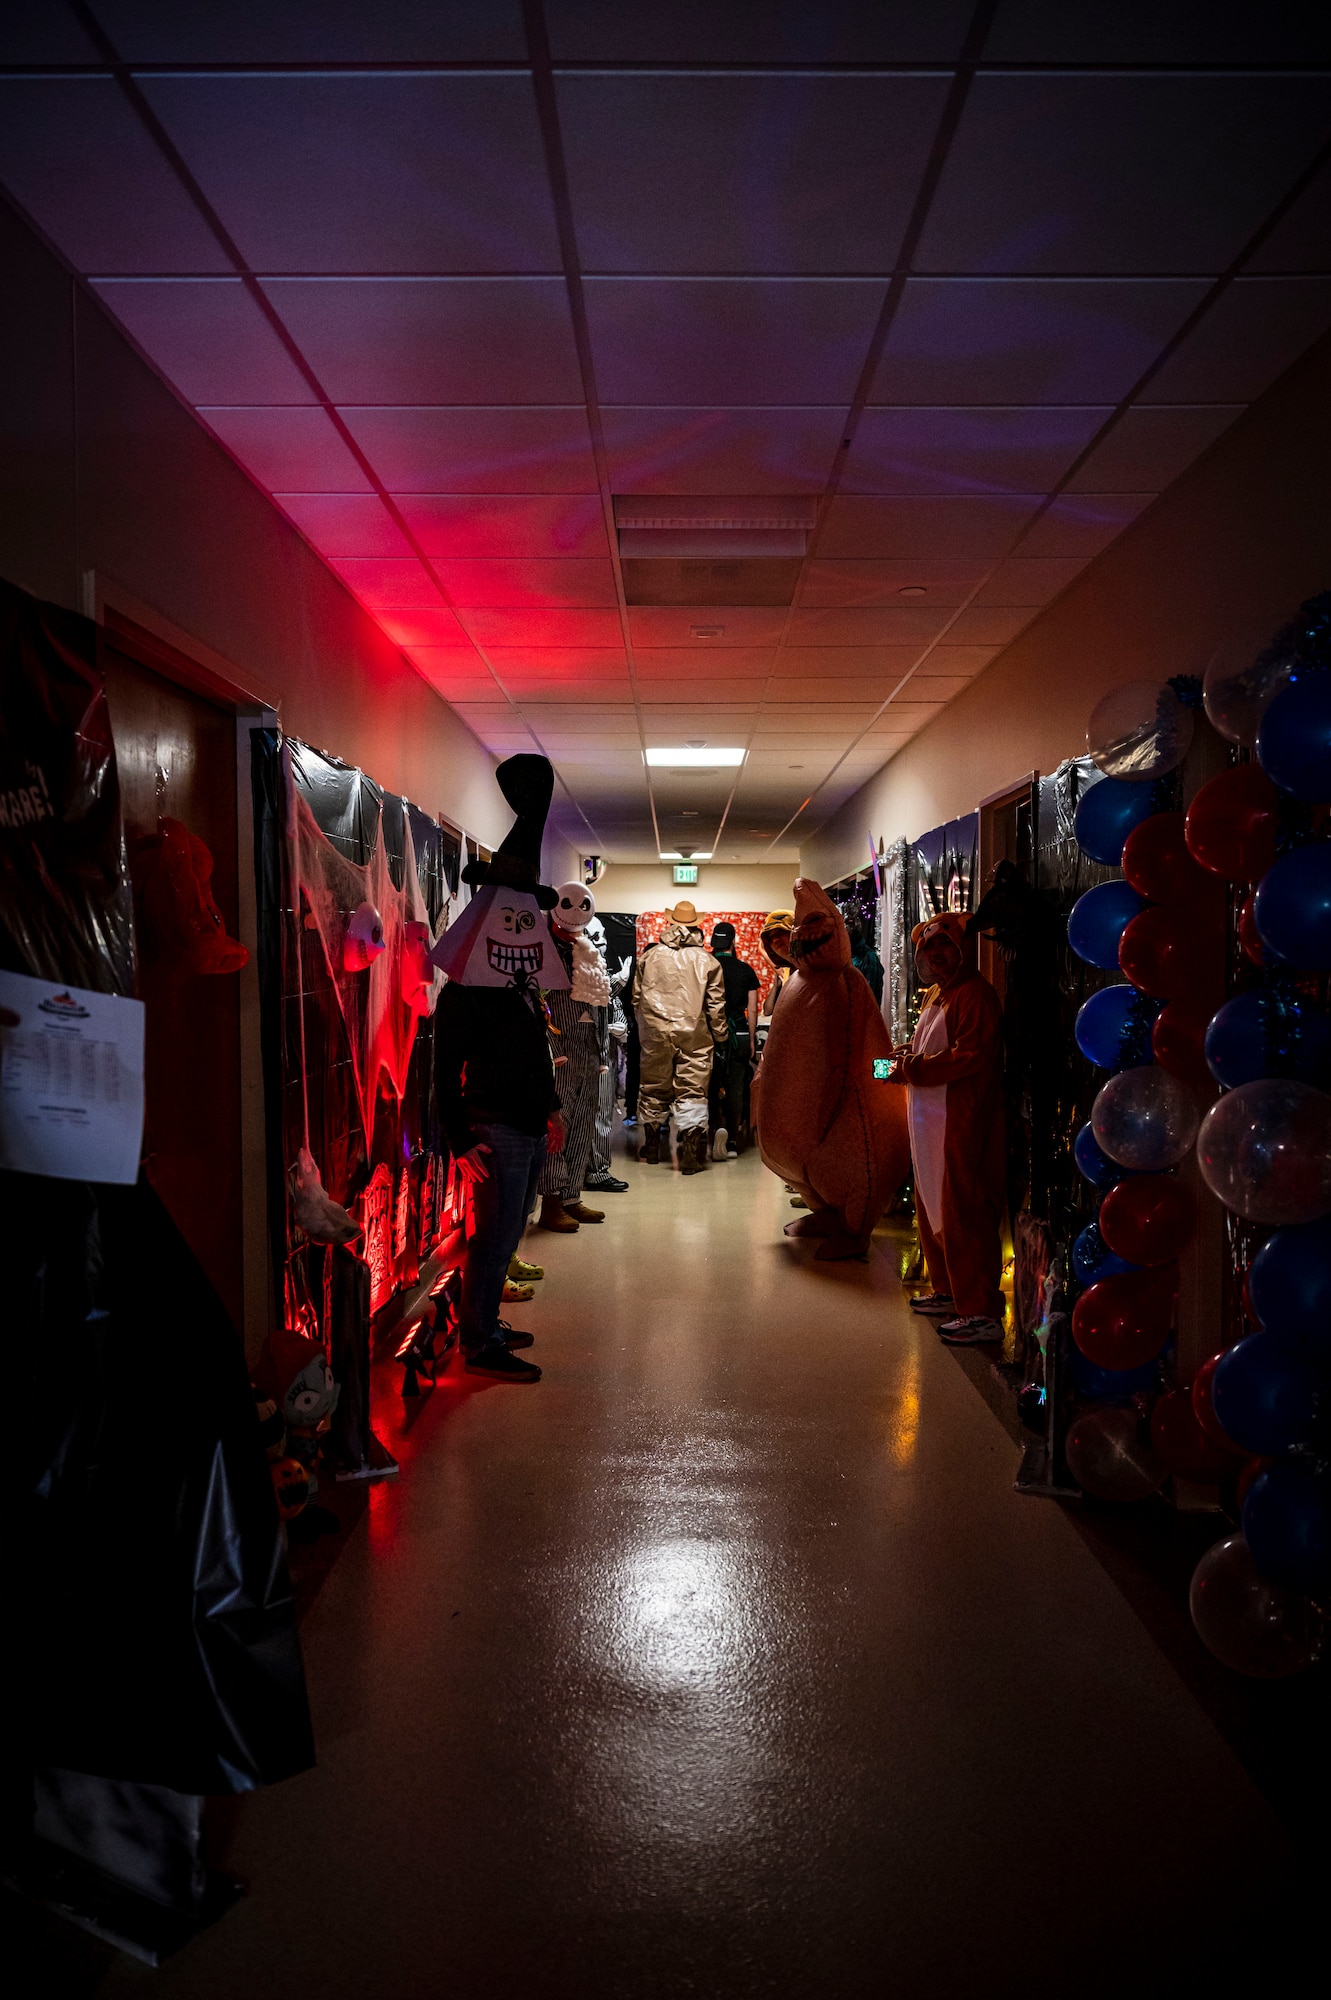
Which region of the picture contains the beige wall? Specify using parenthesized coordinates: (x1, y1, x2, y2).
(803, 332, 1331, 885)
(0, 196, 504, 843)
(592, 862, 800, 916)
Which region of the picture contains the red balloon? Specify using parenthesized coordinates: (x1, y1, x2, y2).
(1100, 1173, 1195, 1265)
(1072, 1267, 1177, 1370)
(1183, 766, 1280, 882)
(1151, 1000, 1214, 1088)
(1236, 1456, 1272, 1508)
(1237, 891, 1276, 966)
(1121, 811, 1222, 908)
(1151, 1387, 1243, 1481)
(1191, 1351, 1245, 1455)
(1119, 904, 1224, 1005)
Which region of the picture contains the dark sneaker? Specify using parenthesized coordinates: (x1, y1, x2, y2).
(501, 1324, 535, 1350)
(909, 1291, 954, 1316)
(465, 1341, 541, 1380)
(939, 1316, 1004, 1345)
(585, 1171, 629, 1193)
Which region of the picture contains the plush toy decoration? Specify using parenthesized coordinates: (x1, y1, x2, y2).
(255, 1323, 341, 1434)
(134, 815, 249, 975)
(753, 879, 909, 1258)
(289, 1144, 361, 1244)
(343, 899, 386, 972)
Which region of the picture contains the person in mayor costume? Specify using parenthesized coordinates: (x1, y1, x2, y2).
(536, 882, 614, 1232)
(892, 911, 1006, 1345)
(430, 755, 567, 1382)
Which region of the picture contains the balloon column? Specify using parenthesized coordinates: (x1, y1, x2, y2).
(1184, 591, 1331, 1675)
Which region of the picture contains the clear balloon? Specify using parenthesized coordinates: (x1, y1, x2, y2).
(1201, 629, 1296, 748)
(1196, 1078, 1331, 1224)
(1065, 1405, 1165, 1502)
(1087, 680, 1194, 781)
(1091, 1065, 1201, 1171)
(1188, 1534, 1319, 1678)
(1242, 1454, 1331, 1596)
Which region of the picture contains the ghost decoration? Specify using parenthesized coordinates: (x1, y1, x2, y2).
(401, 918, 438, 1016)
(430, 885, 570, 991)
(343, 899, 385, 972)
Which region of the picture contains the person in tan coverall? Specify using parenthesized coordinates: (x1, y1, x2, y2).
(634, 901, 728, 1175)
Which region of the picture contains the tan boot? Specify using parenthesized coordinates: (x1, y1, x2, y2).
(562, 1199, 605, 1223)
(538, 1193, 579, 1232)
(679, 1129, 708, 1175)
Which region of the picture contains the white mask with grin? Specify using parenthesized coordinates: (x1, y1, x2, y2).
(429, 884, 569, 990)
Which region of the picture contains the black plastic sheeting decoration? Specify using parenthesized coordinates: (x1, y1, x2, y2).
(286, 736, 458, 922)
(0, 577, 135, 996)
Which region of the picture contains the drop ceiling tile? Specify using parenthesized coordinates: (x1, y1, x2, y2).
(404, 645, 495, 681)
(634, 649, 775, 679)
(545, 0, 974, 60)
(821, 495, 1039, 560)
(261, 279, 583, 403)
(392, 495, 609, 560)
(0, 79, 231, 275)
(873, 279, 1210, 404)
(93, 2, 527, 59)
(584, 279, 884, 404)
(274, 493, 414, 557)
(943, 606, 1040, 648)
(559, 74, 947, 275)
(636, 680, 774, 705)
(763, 679, 904, 705)
(415, 671, 500, 703)
(141, 75, 558, 276)
(461, 608, 626, 648)
(627, 607, 788, 647)
(985, 2, 1331, 61)
(1065, 406, 1245, 493)
(788, 607, 953, 645)
(773, 648, 920, 678)
(904, 675, 974, 702)
(0, 12, 100, 58)
(376, 606, 471, 647)
(601, 407, 845, 494)
(801, 560, 990, 608)
(199, 407, 373, 493)
(90, 280, 316, 403)
(1018, 493, 1154, 559)
(973, 557, 1089, 607)
(917, 75, 1331, 276)
(1139, 278, 1331, 404)
(328, 556, 442, 607)
(431, 559, 618, 608)
(1248, 156, 1331, 275)
(505, 680, 634, 703)
(843, 406, 1110, 496)
(338, 407, 597, 492)
(917, 645, 1000, 677)
(484, 649, 628, 681)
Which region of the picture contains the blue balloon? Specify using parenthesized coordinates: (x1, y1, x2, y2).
(1067, 881, 1144, 970)
(1072, 1221, 1136, 1286)
(1075, 983, 1160, 1069)
(1074, 1120, 1128, 1189)
(1248, 1221, 1331, 1351)
(1068, 1346, 1161, 1401)
(1256, 675, 1331, 803)
(1253, 844, 1331, 972)
(1211, 1332, 1326, 1456)
(1204, 988, 1331, 1089)
(1242, 1454, 1331, 1594)
(1073, 778, 1159, 866)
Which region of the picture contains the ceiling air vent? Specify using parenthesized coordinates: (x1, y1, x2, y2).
(615, 494, 815, 606)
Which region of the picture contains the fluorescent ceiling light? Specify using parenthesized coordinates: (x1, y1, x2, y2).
(644, 747, 745, 767)
(659, 851, 713, 861)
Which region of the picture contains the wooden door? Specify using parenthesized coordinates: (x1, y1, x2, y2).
(102, 638, 245, 1331)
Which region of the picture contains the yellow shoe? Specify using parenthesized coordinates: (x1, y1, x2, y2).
(508, 1255, 544, 1282)
(503, 1279, 536, 1303)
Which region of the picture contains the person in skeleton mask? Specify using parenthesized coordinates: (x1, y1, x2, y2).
(430, 755, 568, 1380)
(584, 912, 631, 1195)
(536, 881, 614, 1229)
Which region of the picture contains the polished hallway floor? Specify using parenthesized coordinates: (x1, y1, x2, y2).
(53, 1147, 1309, 1997)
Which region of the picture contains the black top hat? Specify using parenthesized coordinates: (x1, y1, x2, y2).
(461, 753, 559, 908)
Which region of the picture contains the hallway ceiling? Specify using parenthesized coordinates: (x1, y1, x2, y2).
(3, 4, 1331, 862)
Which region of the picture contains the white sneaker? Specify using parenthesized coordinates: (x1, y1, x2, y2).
(939, 1316, 1004, 1345)
(711, 1126, 729, 1161)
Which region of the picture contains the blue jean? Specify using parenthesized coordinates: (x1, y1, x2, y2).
(459, 1122, 546, 1353)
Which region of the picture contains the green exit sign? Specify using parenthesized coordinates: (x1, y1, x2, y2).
(673, 863, 699, 885)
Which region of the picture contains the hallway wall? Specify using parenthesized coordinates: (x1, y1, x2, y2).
(593, 862, 800, 916)
(0, 196, 503, 841)
(802, 331, 1331, 884)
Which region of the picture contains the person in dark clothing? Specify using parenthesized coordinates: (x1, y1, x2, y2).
(430, 755, 568, 1382)
(707, 920, 760, 1159)
(846, 914, 885, 1006)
